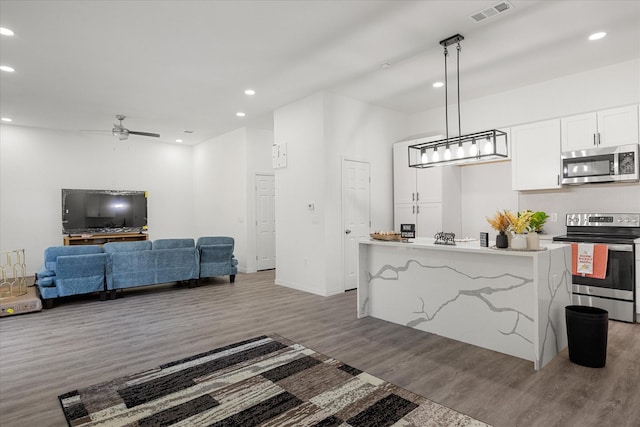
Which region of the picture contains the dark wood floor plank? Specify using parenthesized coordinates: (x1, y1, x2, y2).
(1, 270, 639, 427)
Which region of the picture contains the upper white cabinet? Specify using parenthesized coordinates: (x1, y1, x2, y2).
(561, 105, 639, 151)
(511, 119, 562, 191)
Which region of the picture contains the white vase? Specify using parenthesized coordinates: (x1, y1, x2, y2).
(526, 231, 540, 250)
(511, 233, 527, 250)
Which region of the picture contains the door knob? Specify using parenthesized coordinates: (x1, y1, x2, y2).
(345, 229, 352, 234)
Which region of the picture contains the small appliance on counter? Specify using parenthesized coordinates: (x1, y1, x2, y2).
(553, 213, 639, 322)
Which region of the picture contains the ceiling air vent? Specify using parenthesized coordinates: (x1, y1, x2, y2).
(471, 1, 513, 22)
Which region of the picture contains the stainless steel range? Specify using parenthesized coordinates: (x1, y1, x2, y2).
(553, 213, 639, 322)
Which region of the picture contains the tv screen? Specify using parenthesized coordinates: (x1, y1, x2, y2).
(62, 189, 148, 235)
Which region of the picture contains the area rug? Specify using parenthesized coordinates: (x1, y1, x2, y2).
(59, 333, 491, 427)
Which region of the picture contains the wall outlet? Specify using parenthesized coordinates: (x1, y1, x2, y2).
(550, 213, 558, 223)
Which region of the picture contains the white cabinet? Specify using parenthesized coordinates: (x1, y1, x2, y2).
(393, 137, 460, 237)
(511, 119, 562, 191)
(561, 105, 639, 151)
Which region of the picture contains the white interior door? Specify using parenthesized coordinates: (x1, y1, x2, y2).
(255, 173, 276, 270)
(342, 159, 370, 291)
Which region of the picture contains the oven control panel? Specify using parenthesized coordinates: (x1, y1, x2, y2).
(566, 213, 640, 227)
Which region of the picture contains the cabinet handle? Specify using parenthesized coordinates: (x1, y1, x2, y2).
(557, 174, 560, 186)
(412, 205, 415, 214)
(597, 132, 601, 145)
(416, 192, 419, 201)
(593, 133, 597, 146)
(417, 205, 420, 214)
(412, 192, 415, 201)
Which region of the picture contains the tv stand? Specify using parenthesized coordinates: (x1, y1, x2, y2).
(63, 233, 148, 246)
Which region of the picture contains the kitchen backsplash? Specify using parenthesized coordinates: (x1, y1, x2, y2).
(459, 160, 640, 238)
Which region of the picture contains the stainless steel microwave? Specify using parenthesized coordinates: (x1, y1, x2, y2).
(561, 144, 639, 185)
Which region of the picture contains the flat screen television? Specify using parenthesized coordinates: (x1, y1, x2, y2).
(61, 189, 148, 235)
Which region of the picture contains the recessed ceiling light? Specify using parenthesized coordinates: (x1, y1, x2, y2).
(1, 117, 13, 122)
(244, 89, 256, 95)
(236, 112, 246, 117)
(0, 65, 15, 72)
(433, 81, 444, 88)
(380, 62, 392, 70)
(176, 139, 183, 143)
(588, 32, 606, 41)
(0, 27, 14, 36)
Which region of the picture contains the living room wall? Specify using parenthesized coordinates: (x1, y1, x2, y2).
(192, 126, 273, 273)
(0, 125, 195, 275)
(273, 92, 407, 296)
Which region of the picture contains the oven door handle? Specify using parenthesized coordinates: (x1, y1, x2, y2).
(606, 244, 633, 252)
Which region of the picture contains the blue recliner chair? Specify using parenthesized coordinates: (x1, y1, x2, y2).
(196, 236, 238, 283)
(36, 245, 108, 308)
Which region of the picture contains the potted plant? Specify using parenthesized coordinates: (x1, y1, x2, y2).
(528, 211, 549, 233)
(486, 211, 510, 248)
(504, 210, 532, 250)
(526, 210, 549, 250)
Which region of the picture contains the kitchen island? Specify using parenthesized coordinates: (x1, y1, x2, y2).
(358, 238, 572, 370)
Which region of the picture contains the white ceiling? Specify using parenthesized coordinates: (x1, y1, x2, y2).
(1, 0, 639, 145)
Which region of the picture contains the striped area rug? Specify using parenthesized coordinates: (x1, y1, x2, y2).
(59, 334, 491, 426)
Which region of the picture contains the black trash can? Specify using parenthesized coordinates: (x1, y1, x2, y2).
(565, 305, 608, 368)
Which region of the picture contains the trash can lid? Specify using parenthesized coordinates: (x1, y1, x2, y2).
(566, 305, 608, 315)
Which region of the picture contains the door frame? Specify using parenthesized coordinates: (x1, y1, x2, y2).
(254, 172, 276, 272)
(341, 157, 371, 292)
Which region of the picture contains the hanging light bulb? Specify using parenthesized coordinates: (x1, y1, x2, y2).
(444, 144, 452, 160)
(469, 139, 478, 156)
(456, 143, 465, 158)
(432, 146, 440, 162)
(483, 138, 493, 154)
(421, 148, 429, 163)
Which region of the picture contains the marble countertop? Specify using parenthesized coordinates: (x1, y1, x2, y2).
(361, 237, 569, 257)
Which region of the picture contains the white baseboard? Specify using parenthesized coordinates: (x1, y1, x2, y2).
(274, 279, 343, 297)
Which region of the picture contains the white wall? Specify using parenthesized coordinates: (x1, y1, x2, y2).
(408, 59, 640, 238)
(0, 125, 195, 275)
(245, 127, 274, 273)
(273, 92, 407, 296)
(273, 93, 327, 295)
(192, 126, 273, 273)
(324, 93, 407, 294)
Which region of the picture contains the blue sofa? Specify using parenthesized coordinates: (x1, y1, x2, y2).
(37, 237, 238, 308)
(196, 236, 238, 283)
(104, 239, 199, 293)
(36, 245, 108, 308)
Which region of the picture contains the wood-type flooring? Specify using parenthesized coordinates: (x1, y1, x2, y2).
(1, 270, 639, 427)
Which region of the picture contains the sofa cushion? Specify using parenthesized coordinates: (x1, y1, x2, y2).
(103, 240, 152, 253)
(44, 245, 103, 272)
(153, 239, 195, 250)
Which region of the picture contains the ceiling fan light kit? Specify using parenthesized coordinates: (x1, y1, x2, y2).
(409, 33, 508, 168)
(111, 115, 160, 141)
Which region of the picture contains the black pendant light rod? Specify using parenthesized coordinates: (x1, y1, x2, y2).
(457, 41, 462, 146)
(443, 45, 449, 142)
(439, 34, 464, 146)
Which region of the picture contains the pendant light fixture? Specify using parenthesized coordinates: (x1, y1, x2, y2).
(409, 34, 508, 168)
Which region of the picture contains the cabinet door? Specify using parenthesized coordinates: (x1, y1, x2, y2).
(416, 167, 443, 203)
(561, 112, 597, 151)
(598, 105, 639, 147)
(511, 119, 562, 191)
(393, 140, 417, 205)
(416, 203, 443, 238)
(393, 203, 417, 232)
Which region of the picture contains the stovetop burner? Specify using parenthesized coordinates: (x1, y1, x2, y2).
(553, 212, 640, 244)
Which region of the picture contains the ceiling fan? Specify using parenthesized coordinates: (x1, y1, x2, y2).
(111, 115, 160, 140)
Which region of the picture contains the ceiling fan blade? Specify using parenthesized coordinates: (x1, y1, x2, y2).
(128, 130, 160, 138)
